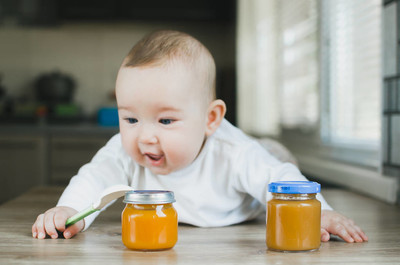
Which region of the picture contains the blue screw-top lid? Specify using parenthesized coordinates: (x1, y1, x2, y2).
(268, 181, 321, 194)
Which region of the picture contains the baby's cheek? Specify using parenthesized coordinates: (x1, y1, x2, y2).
(162, 129, 204, 170)
(121, 138, 140, 162)
(132, 147, 146, 165)
(166, 143, 196, 168)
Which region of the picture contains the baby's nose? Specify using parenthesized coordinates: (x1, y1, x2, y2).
(138, 124, 158, 144)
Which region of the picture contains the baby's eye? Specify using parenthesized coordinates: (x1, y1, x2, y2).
(125, 118, 138, 124)
(159, 119, 173, 125)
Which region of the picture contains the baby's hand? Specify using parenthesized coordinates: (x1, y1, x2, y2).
(321, 210, 368, 243)
(32, 206, 84, 239)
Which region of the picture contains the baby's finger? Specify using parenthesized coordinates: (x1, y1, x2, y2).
(32, 218, 39, 238)
(334, 224, 354, 243)
(320, 228, 330, 242)
(35, 214, 47, 239)
(360, 231, 368, 241)
(345, 225, 363, 243)
(63, 221, 83, 239)
(44, 211, 58, 239)
(354, 225, 369, 241)
(54, 211, 67, 232)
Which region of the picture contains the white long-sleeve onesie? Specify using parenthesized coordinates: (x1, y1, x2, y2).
(57, 119, 331, 229)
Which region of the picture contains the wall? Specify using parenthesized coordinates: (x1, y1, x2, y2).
(0, 21, 236, 116)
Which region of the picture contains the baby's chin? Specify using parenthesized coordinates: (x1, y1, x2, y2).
(145, 163, 189, 176)
(143, 164, 175, 176)
(149, 168, 173, 175)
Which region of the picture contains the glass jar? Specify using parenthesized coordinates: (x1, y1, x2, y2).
(266, 181, 321, 252)
(122, 190, 178, 251)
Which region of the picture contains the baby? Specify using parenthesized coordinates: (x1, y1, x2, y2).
(32, 30, 367, 243)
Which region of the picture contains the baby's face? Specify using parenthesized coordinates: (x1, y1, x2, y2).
(116, 62, 209, 175)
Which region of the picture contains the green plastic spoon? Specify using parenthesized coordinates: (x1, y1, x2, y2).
(65, 184, 133, 227)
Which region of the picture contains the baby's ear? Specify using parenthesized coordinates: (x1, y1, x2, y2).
(205, 99, 226, 136)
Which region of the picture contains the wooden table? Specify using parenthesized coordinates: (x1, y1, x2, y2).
(0, 187, 399, 264)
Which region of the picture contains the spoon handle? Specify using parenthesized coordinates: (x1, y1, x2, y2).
(65, 206, 98, 227)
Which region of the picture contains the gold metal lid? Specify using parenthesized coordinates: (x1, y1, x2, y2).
(123, 190, 175, 204)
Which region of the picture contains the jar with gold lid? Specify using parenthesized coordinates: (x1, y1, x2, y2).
(122, 190, 178, 251)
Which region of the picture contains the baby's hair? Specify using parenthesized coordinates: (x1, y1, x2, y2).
(123, 30, 216, 101)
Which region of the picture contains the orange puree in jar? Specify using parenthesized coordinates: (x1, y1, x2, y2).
(122, 190, 178, 251)
(267, 181, 321, 252)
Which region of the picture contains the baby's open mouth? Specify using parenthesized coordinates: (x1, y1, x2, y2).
(145, 153, 163, 161)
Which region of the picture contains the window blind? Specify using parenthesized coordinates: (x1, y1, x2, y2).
(278, 0, 319, 129)
(321, 0, 381, 145)
(237, 0, 280, 136)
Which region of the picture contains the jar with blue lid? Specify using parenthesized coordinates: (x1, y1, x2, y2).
(266, 181, 321, 252)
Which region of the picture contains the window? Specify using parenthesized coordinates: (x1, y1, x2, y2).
(237, 0, 396, 202)
(277, 0, 382, 147)
(237, 0, 382, 148)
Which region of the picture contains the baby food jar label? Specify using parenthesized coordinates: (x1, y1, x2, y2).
(122, 190, 178, 251)
(266, 181, 321, 252)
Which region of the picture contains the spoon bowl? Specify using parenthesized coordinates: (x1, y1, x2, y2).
(65, 184, 133, 227)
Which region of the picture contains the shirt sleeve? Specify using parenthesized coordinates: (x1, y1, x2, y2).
(233, 140, 333, 211)
(57, 134, 132, 230)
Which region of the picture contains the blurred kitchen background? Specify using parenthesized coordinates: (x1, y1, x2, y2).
(0, 0, 399, 206)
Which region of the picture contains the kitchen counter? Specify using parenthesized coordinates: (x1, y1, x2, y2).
(0, 125, 118, 203)
(0, 187, 399, 264)
(0, 122, 119, 137)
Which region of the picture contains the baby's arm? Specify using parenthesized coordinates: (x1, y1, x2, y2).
(32, 134, 130, 239)
(32, 206, 84, 239)
(321, 209, 368, 243)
